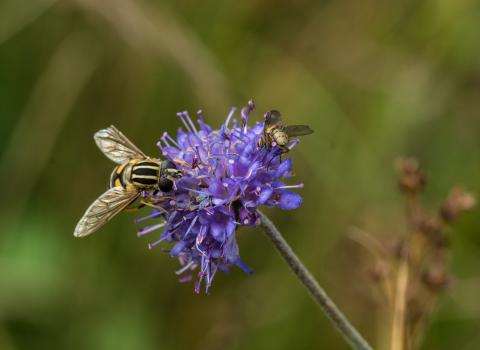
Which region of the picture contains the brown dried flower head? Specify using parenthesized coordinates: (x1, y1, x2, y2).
(416, 214, 443, 236)
(440, 186, 476, 222)
(395, 157, 427, 194)
(422, 266, 451, 292)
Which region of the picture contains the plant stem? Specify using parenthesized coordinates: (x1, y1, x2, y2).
(258, 211, 374, 350)
(390, 260, 409, 350)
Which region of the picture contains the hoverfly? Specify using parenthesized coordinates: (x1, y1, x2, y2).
(258, 110, 314, 153)
(74, 125, 182, 238)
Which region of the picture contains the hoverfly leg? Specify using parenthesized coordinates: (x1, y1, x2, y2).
(266, 148, 282, 170)
(140, 194, 176, 213)
(123, 191, 168, 213)
(140, 201, 169, 213)
(123, 200, 146, 212)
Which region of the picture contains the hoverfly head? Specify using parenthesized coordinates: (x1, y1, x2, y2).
(159, 160, 183, 192)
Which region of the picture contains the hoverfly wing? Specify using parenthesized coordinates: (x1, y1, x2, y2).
(74, 187, 140, 237)
(284, 125, 314, 137)
(94, 125, 147, 164)
(264, 110, 283, 127)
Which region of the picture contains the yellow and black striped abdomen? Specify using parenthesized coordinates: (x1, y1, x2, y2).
(130, 160, 160, 188)
(110, 163, 128, 188)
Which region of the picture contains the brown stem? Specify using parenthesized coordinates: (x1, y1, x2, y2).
(390, 260, 409, 350)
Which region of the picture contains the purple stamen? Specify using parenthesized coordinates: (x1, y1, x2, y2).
(163, 132, 179, 147)
(179, 275, 193, 283)
(288, 139, 300, 150)
(275, 184, 304, 189)
(224, 107, 236, 128)
(177, 112, 193, 133)
(148, 236, 167, 249)
(161, 136, 171, 147)
(176, 185, 209, 196)
(135, 212, 163, 224)
(183, 216, 198, 238)
(182, 111, 198, 134)
(176, 260, 195, 275)
(138, 222, 166, 237)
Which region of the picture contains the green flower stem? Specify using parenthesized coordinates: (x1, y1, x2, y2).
(258, 211, 373, 350)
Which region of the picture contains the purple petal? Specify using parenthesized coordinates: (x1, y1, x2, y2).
(275, 158, 293, 178)
(258, 188, 273, 204)
(278, 190, 303, 210)
(235, 258, 254, 274)
(171, 241, 187, 256)
(210, 222, 225, 240)
(208, 179, 224, 197)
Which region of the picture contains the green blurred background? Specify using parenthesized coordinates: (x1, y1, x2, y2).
(1, 0, 480, 349)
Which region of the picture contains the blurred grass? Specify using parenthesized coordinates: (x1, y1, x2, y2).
(1, 0, 480, 349)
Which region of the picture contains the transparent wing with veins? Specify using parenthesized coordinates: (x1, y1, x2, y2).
(284, 125, 314, 137)
(94, 125, 147, 164)
(74, 187, 140, 237)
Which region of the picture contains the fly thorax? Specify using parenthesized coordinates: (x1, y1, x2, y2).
(130, 160, 160, 189)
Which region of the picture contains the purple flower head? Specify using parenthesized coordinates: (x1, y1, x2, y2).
(137, 101, 304, 293)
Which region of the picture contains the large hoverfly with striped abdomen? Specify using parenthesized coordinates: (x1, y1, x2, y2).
(74, 126, 182, 238)
(258, 110, 314, 153)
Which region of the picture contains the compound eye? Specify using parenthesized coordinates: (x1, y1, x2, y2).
(158, 177, 174, 192)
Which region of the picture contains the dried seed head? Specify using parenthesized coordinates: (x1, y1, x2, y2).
(416, 214, 443, 236)
(415, 214, 449, 248)
(440, 187, 476, 222)
(395, 157, 427, 194)
(422, 266, 451, 292)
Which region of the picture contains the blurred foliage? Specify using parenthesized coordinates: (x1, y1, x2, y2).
(1, 0, 480, 349)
